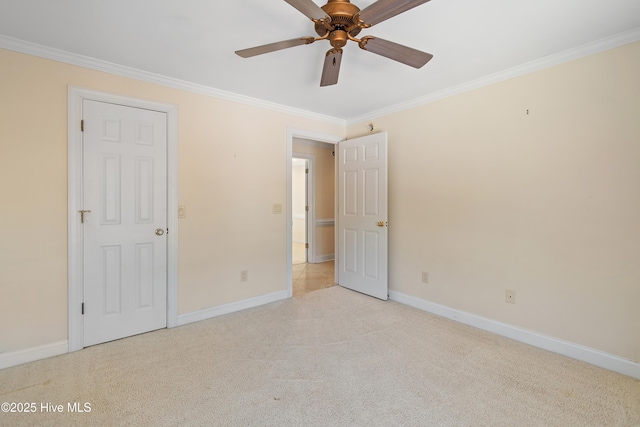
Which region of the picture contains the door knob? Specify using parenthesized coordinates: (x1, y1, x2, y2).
(377, 221, 385, 227)
(155, 228, 165, 236)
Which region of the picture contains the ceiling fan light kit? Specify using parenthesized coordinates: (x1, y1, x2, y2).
(235, 0, 433, 87)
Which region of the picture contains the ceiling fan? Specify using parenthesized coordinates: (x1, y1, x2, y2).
(235, 0, 433, 86)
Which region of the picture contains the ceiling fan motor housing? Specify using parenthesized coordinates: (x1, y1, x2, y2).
(314, 0, 362, 40)
(329, 30, 348, 49)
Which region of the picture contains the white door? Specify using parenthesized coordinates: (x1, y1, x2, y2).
(337, 132, 388, 300)
(82, 100, 167, 347)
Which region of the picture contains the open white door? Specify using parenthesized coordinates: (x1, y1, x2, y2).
(337, 132, 388, 300)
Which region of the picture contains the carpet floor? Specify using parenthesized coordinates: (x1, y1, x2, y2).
(1, 286, 638, 426)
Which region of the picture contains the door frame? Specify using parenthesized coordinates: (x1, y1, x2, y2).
(291, 154, 314, 263)
(286, 127, 343, 298)
(67, 86, 179, 352)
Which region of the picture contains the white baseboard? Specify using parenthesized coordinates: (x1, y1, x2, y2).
(389, 291, 640, 380)
(176, 290, 289, 326)
(0, 292, 289, 370)
(313, 254, 335, 263)
(0, 340, 68, 371)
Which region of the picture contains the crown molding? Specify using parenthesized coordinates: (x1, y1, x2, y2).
(0, 34, 346, 127)
(346, 26, 640, 126)
(2, 26, 639, 129)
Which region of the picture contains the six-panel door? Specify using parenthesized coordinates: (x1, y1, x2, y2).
(338, 132, 388, 300)
(82, 100, 168, 346)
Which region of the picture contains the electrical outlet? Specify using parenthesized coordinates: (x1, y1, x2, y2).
(272, 204, 282, 214)
(505, 289, 516, 304)
(240, 270, 248, 282)
(422, 271, 429, 284)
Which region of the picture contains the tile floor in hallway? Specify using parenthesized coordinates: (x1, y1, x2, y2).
(292, 261, 335, 296)
(292, 242, 306, 265)
(292, 241, 335, 296)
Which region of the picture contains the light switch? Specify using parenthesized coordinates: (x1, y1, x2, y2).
(272, 204, 282, 214)
(178, 206, 186, 218)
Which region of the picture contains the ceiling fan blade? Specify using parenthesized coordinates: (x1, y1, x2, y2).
(235, 37, 312, 58)
(284, 0, 329, 21)
(360, 37, 433, 68)
(357, 0, 430, 27)
(320, 49, 342, 87)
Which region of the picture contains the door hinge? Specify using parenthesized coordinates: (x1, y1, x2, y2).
(305, 168, 309, 174)
(81, 119, 84, 132)
(305, 205, 309, 211)
(305, 243, 309, 249)
(81, 303, 85, 315)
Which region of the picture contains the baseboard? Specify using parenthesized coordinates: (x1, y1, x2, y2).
(313, 254, 335, 263)
(1, 292, 289, 370)
(388, 291, 640, 380)
(0, 340, 68, 371)
(176, 290, 289, 327)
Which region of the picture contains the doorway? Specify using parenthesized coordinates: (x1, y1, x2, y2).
(291, 138, 337, 296)
(68, 87, 179, 352)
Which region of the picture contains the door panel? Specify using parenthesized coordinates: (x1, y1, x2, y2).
(337, 132, 388, 300)
(364, 230, 379, 279)
(102, 245, 122, 314)
(83, 100, 167, 347)
(344, 170, 358, 215)
(364, 168, 379, 215)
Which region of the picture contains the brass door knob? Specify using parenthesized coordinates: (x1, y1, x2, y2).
(377, 221, 385, 227)
(155, 228, 165, 236)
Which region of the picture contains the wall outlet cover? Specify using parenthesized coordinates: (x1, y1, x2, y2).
(505, 289, 516, 304)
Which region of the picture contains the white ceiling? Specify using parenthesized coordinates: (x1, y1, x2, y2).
(1, 0, 639, 122)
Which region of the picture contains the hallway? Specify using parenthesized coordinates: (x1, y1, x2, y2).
(292, 261, 335, 297)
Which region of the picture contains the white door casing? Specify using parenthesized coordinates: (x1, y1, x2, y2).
(337, 132, 388, 300)
(68, 87, 178, 352)
(292, 154, 314, 263)
(303, 160, 309, 263)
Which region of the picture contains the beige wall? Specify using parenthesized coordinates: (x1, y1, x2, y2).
(0, 48, 344, 354)
(347, 41, 640, 362)
(292, 141, 335, 259)
(2, 40, 638, 364)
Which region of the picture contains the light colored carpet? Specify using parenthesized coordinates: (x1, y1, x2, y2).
(1, 286, 638, 426)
